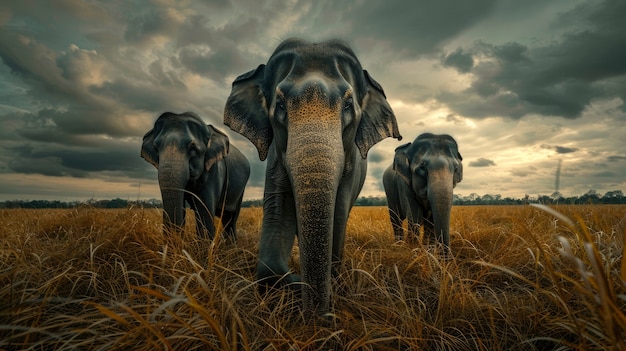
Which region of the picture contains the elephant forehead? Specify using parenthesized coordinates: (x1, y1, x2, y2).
(271, 45, 355, 78)
(279, 70, 348, 95)
(157, 120, 206, 142)
(157, 113, 204, 130)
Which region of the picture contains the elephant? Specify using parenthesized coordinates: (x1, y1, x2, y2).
(141, 111, 250, 241)
(224, 38, 402, 316)
(383, 133, 463, 249)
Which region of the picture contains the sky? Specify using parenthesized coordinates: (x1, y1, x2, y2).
(0, 0, 624, 202)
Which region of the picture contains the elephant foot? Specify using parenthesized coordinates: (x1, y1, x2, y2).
(257, 270, 302, 295)
(256, 272, 304, 319)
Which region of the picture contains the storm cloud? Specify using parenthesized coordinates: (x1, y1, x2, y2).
(0, 0, 624, 200)
(438, 0, 626, 120)
(541, 144, 580, 154)
(469, 158, 496, 167)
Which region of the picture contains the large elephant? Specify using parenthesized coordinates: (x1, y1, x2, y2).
(383, 133, 463, 249)
(224, 38, 402, 316)
(141, 112, 250, 241)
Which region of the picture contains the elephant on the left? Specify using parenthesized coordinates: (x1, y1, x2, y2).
(141, 112, 250, 240)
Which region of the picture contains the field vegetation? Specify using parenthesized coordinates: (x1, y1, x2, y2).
(1, 205, 625, 350)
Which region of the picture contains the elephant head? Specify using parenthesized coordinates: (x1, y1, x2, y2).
(393, 133, 463, 248)
(141, 112, 229, 233)
(224, 38, 401, 316)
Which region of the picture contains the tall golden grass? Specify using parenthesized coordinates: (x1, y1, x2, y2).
(1, 204, 624, 350)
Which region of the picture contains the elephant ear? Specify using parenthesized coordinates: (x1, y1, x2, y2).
(141, 128, 159, 168)
(454, 151, 463, 185)
(392, 142, 412, 185)
(224, 64, 272, 161)
(205, 125, 230, 171)
(355, 70, 402, 159)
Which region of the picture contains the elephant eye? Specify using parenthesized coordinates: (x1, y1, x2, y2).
(416, 161, 428, 175)
(274, 95, 287, 125)
(341, 97, 354, 128)
(343, 97, 353, 111)
(275, 96, 286, 111)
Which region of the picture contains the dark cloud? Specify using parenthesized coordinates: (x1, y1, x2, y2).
(122, 5, 266, 82)
(541, 144, 579, 154)
(246, 159, 266, 189)
(510, 168, 534, 177)
(6, 142, 151, 179)
(444, 114, 465, 125)
(175, 15, 267, 81)
(442, 48, 474, 73)
(16, 106, 150, 142)
(0, 0, 502, 190)
(326, 0, 497, 57)
(124, 8, 182, 44)
(0, 31, 70, 98)
(175, 41, 253, 82)
(89, 79, 182, 114)
(367, 150, 388, 164)
(469, 158, 496, 167)
(0, 0, 117, 51)
(439, 0, 626, 119)
(554, 146, 579, 154)
(0, 0, 623, 200)
(0, 32, 153, 138)
(593, 171, 616, 178)
(367, 166, 388, 192)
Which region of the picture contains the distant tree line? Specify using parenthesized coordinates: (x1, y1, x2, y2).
(0, 198, 162, 209)
(244, 190, 626, 207)
(1, 190, 625, 208)
(453, 189, 626, 205)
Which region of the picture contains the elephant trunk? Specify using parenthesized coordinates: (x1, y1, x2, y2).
(427, 165, 454, 250)
(286, 125, 343, 317)
(158, 145, 189, 232)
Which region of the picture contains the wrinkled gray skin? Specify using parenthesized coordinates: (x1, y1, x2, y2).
(141, 112, 250, 241)
(383, 133, 463, 249)
(224, 38, 402, 317)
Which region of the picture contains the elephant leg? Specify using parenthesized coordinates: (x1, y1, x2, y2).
(256, 190, 299, 291)
(332, 166, 367, 273)
(388, 207, 404, 242)
(422, 210, 435, 245)
(197, 209, 216, 240)
(406, 205, 423, 244)
(331, 202, 352, 276)
(222, 162, 248, 243)
(220, 209, 238, 242)
(189, 195, 215, 240)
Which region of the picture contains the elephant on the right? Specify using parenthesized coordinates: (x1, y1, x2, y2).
(383, 133, 463, 248)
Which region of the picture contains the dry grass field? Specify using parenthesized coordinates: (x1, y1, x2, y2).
(1, 204, 625, 350)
